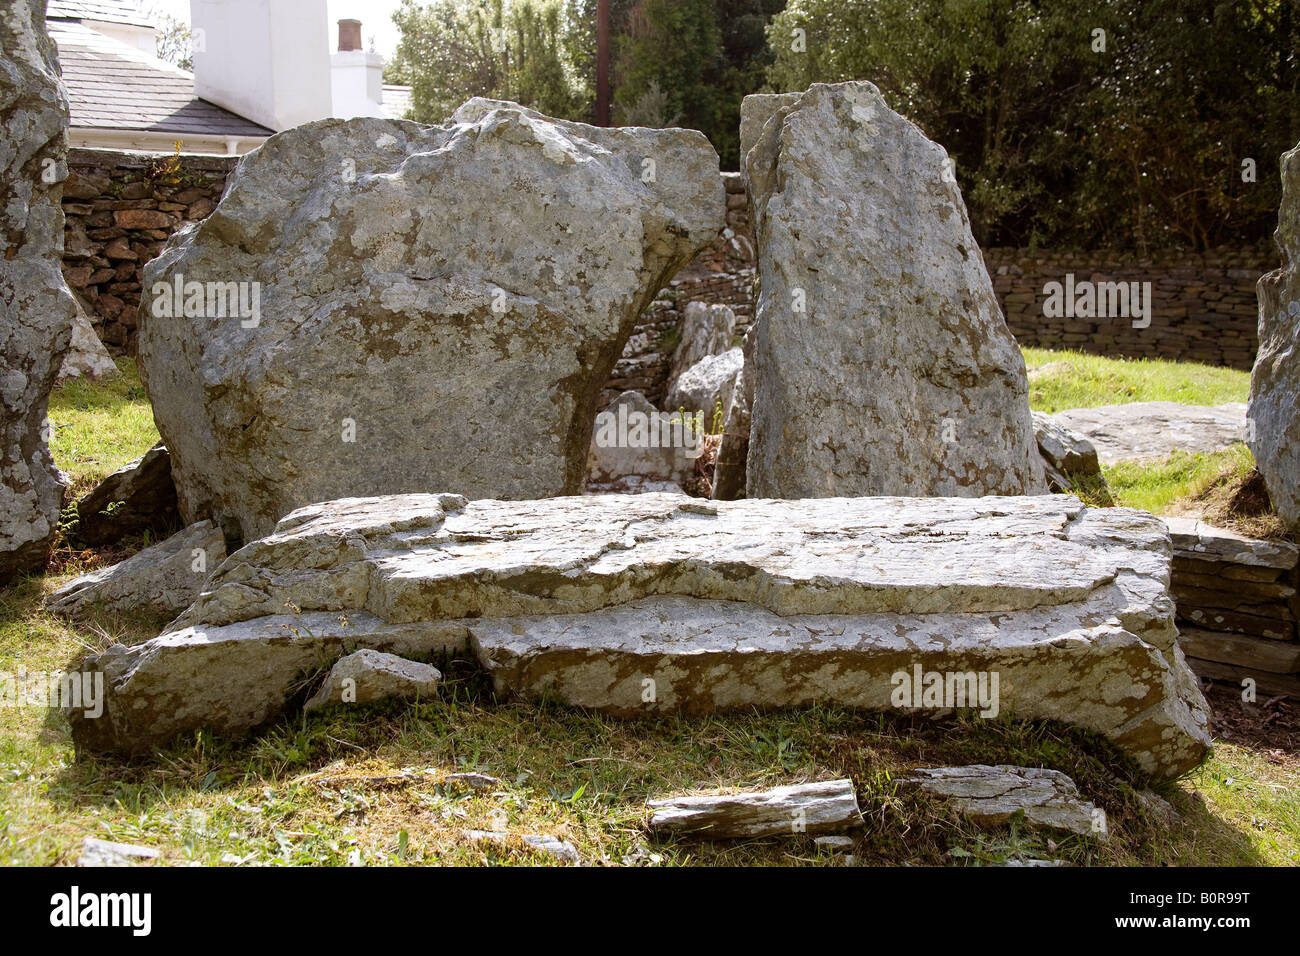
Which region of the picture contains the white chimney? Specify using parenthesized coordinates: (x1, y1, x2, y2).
(191, 0, 332, 133)
(330, 19, 385, 119)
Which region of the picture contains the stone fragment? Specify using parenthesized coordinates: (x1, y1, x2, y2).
(72, 443, 179, 546)
(666, 301, 737, 392)
(646, 779, 862, 838)
(0, 1, 77, 581)
(138, 102, 723, 542)
(1249, 141, 1300, 531)
(56, 299, 118, 382)
(78, 837, 160, 867)
(1052, 402, 1248, 466)
(46, 521, 225, 619)
(303, 648, 441, 711)
(67, 493, 1210, 780)
(663, 346, 742, 422)
(465, 830, 580, 863)
(902, 765, 1106, 838)
(711, 329, 753, 500)
(1032, 411, 1101, 492)
(1164, 516, 1298, 569)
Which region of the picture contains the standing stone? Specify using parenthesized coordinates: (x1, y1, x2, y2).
(138, 100, 723, 543)
(665, 301, 737, 395)
(742, 82, 1045, 499)
(711, 328, 754, 500)
(1249, 141, 1300, 531)
(0, 0, 77, 581)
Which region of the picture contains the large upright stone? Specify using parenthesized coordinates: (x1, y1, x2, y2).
(69, 492, 1210, 780)
(742, 82, 1045, 499)
(138, 101, 723, 542)
(1249, 141, 1300, 531)
(0, 0, 77, 581)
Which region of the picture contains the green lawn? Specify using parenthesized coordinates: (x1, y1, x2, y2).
(1023, 347, 1250, 414)
(1, 574, 1294, 866)
(47, 358, 159, 500)
(2, 346, 1293, 867)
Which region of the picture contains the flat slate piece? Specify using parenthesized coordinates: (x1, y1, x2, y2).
(68, 492, 1210, 780)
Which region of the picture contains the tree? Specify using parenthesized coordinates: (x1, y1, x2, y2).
(388, 0, 590, 123)
(766, 0, 1300, 251)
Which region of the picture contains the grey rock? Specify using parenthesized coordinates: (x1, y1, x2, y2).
(1052, 402, 1248, 466)
(47, 521, 225, 619)
(67, 493, 1210, 780)
(465, 830, 580, 863)
(903, 765, 1106, 838)
(444, 772, 503, 790)
(72, 443, 178, 547)
(0, 1, 77, 581)
(78, 837, 160, 867)
(1032, 411, 1101, 492)
(711, 328, 754, 500)
(587, 390, 698, 488)
(138, 102, 723, 543)
(1250, 141, 1300, 531)
(1163, 516, 1298, 569)
(663, 346, 743, 421)
(304, 648, 441, 711)
(739, 91, 802, 164)
(646, 779, 862, 838)
(742, 82, 1045, 499)
(666, 301, 737, 393)
(57, 299, 117, 382)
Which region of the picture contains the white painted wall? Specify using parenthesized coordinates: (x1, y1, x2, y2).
(191, 0, 331, 133)
(330, 49, 385, 119)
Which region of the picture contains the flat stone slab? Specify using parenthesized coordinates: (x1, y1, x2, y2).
(902, 765, 1106, 838)
(68, 493, 1210, 780)
(47, 521, 225, 619)
(647, 779, 862, 838)
(1050, 402, 1247, 466)
(1163, 516, 1298, 570)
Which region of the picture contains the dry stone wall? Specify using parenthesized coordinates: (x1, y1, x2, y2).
(59, 147, 234, 352)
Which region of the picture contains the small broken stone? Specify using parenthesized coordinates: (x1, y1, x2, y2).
(903, 765, 1106, 839)
(647, 779, 862, 839)
(78, 837, 160, 867)
(304, 648, 441, 712)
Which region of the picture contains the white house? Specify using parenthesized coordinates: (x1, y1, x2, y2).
(49, 0, 414, 156)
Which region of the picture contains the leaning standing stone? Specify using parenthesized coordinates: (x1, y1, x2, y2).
(1249, 141, 1300, 532)
(742, 82, 1045, 499)
(0, 0, 78, 581)
(138, 100, 723, 543)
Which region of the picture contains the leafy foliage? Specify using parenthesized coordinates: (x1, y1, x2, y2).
(767, 0, 1300, 251)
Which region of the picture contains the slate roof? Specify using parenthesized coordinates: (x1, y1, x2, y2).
(48, 19, 272, 139)
(47, 0, 153, 27)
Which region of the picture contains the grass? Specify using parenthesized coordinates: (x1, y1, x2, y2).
(1, 577, 1294, 867)
(0, 346, 1293, 867)
(1023, 347, 1250, 414)
(47, 358, 159, 500)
